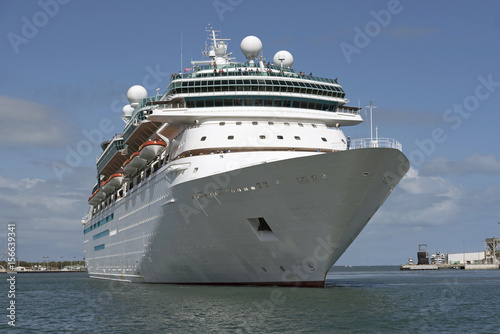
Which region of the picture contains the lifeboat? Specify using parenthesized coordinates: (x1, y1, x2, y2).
(106, 173, 124, 190)
(88, 191, 99, 205)
(123, 158, 137, 175)
(139, 139, 167, 162)
(101, 179, 113, 193)
(129, 152, 146, 169)
(93, 187, 106, 202)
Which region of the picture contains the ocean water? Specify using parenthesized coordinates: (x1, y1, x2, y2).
(1, 266, 499, 333)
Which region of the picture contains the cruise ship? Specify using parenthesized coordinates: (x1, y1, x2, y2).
(82, 27, 409, 287)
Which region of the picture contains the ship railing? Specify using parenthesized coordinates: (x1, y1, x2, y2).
(169, 63, 340, 85)
(345, 138, 403, 152)
(336, 107, 361, 115)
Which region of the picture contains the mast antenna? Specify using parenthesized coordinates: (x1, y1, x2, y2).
(180, 31, 183, 73)
(364, 101, 378, 144)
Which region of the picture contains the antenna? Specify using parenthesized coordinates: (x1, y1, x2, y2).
(365, 101, 377, 143)
(181, 31, 184, 74)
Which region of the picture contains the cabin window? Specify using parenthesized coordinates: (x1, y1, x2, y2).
(219, 122, 225, 126)
(284, 122, 290, 126)
(312, 124, 317, 128)
(277, 135, 283, 140)
(321, 137, 327, 142)
(268, 122, 274, 125)
(295, 136, 301, 140)
(228, 135, 234, 140)
(236, 122, 242, 125)
(201, 136, 206, 141)
(259, 135, 266, 139)
(298, 123, 304, 127)
(252, 121, 258, 125)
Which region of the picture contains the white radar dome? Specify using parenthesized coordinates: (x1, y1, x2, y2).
(127, 85, 148, 107)
(122, 104, 134, 119)
(273, 50, 294, 69)
(240, 36, 262, 62)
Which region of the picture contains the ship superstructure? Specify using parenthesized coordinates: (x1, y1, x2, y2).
(82, 27, 409, 286)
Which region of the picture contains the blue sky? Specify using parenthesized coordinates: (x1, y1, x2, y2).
(0, 0, 499, 265)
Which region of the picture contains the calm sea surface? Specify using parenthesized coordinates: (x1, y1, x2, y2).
(1, 266, 499, 333)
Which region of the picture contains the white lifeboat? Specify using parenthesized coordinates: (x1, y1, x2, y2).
(88, 191, 99, 205)
(139, 139, 167, 162)
(123, 158, 137, 175)
(129, 152, 146, 169)
(93, 187, 106, 202)
(101, 179, 113, 193)
(107, 173, 124, 190)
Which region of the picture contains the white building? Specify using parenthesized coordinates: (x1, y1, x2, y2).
(448, 252, 485, 264)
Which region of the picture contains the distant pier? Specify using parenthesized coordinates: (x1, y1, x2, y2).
(400, 263, 500, 270)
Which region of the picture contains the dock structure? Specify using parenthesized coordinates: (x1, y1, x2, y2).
(401, 237, 500, 271)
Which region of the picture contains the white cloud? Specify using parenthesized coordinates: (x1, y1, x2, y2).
(0, 175, 46, 190)
(420, 154, 500, 176)
(0, 168, 95, 260)
(375, 167, 465, 227)
(0, 95, 78, 148)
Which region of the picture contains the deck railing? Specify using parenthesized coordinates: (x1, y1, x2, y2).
(332, 138, 402, 152)
(169, 63, 340, 85)
(348, 138, 403, 151)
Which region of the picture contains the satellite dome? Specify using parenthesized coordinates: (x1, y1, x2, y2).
(240, 36, 262, 62)
(122, 104, 134, 119)
(273, 50, 294, 69)
(127, 85, 147, 107)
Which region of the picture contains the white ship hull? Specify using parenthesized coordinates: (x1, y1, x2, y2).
(84, 148, 408, 286)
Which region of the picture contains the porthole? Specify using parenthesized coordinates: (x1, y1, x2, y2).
(298, 123, 304, 127)
(277, 135, 283, 140)
(268, 121, 274, 125)
(228, 135, 234, 140)
(236, 121, 242, 125)
(259, 135, 266, 139)
(219, 122, 225, 126)
(295, 136, 301, 140)
(201, 136, 206, 141)
(252, 121, 258, 125)
(321, 137, 327, 142)
(312, 124, 317, 128)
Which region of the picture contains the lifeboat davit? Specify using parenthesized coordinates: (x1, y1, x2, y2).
(123, 158, 137, 175)
(139, 139, 167, 162)
(129, 152, 146, 169)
